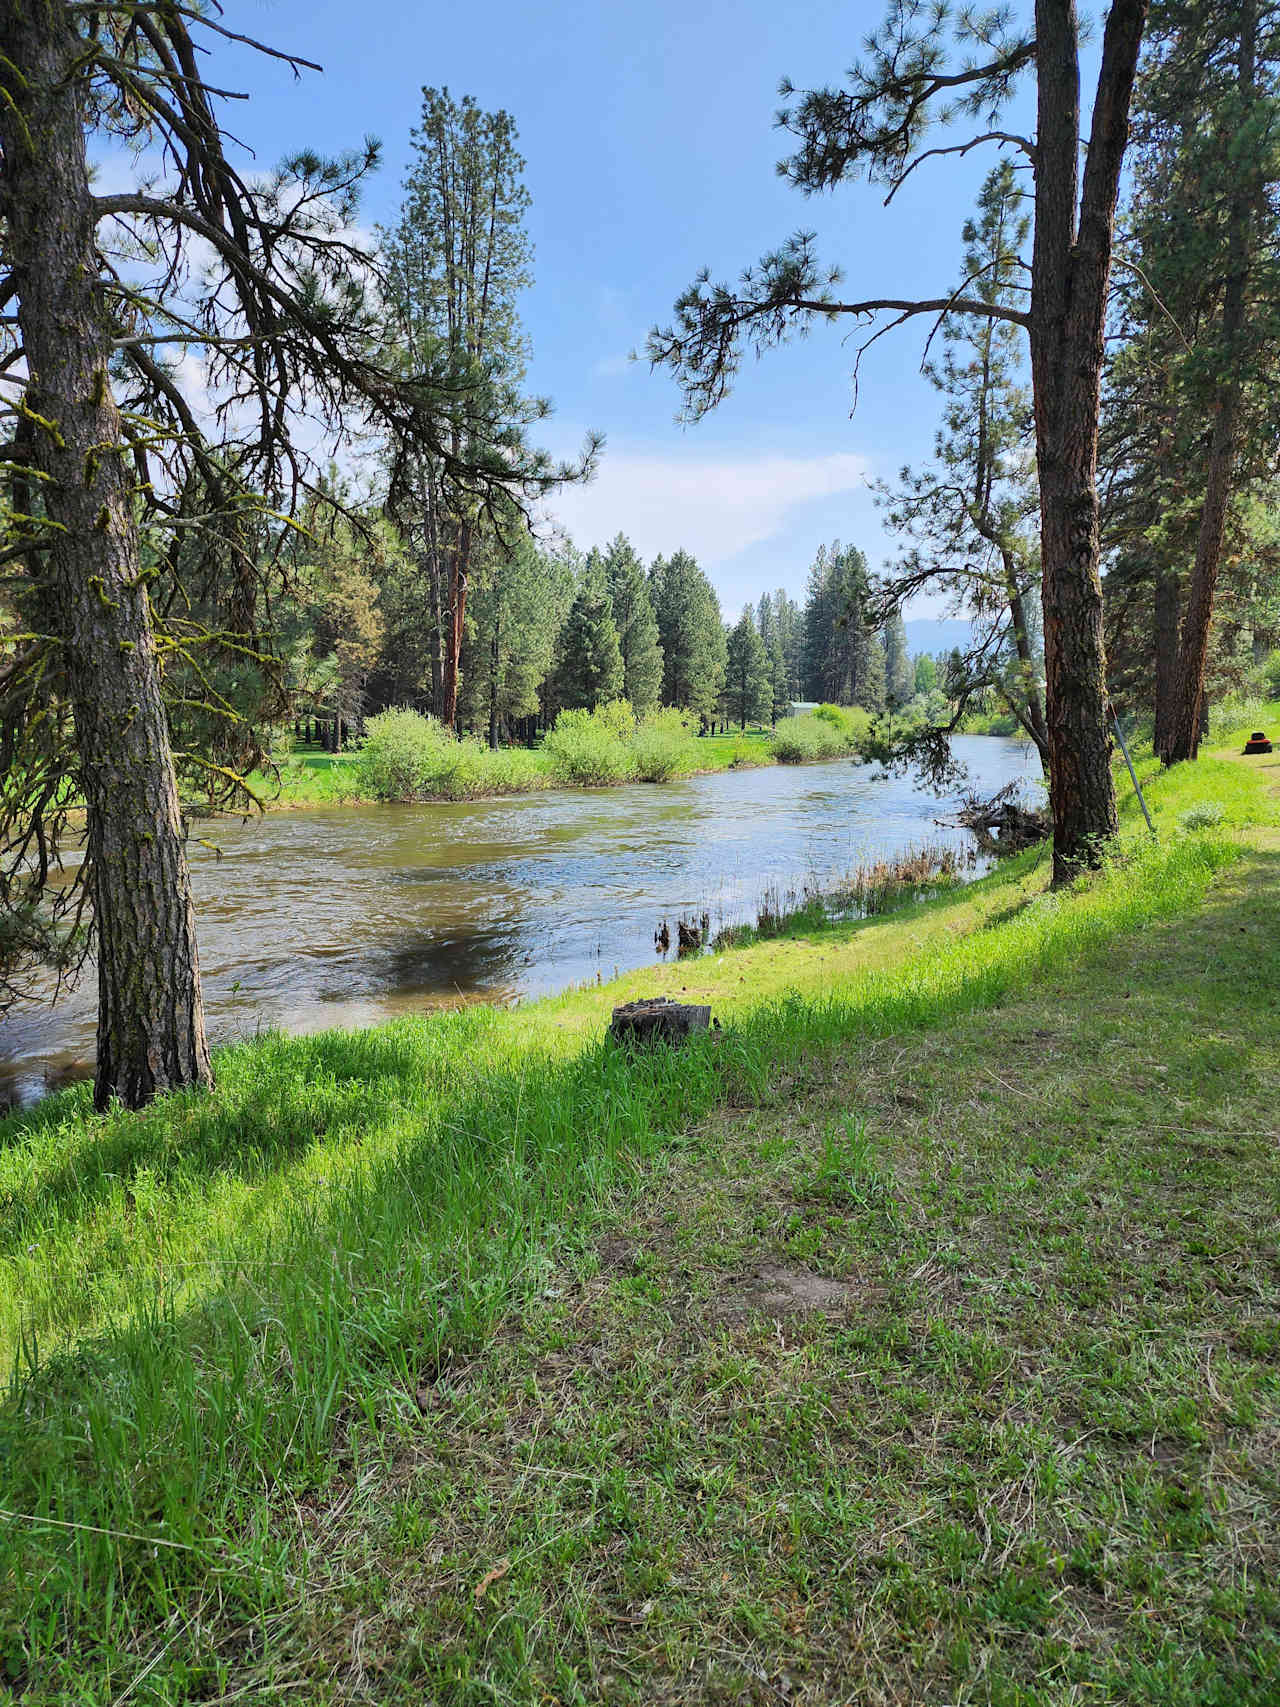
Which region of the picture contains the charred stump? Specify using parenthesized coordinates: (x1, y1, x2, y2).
(609, 997, 712, 1048)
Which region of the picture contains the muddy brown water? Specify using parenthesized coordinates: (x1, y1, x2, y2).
(0, 737, 1039, 1109)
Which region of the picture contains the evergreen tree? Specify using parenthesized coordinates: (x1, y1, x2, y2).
(1101, 0, 1280, 759)
(381, 91, 591, 726)
(801, 542, 883, 708)
(651, 550, 728, 724)
(647, 0, 1151, 877)
(723, 610, 773, 729)
(458, 526, 574, 744)
(602, 534, 664, 714)
(0, 7, 573, 1104)
(551, 572, 625, 711)
(873, 164, 1048, 770)
(882, 610, 915, 705)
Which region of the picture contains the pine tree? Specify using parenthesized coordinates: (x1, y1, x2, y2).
(1101, 0, 1280, 759)
(874, 164, 1048, 769)
(458, 525, 574, 744)
(724, 610, 773, 728)
(648, 0, 1150, 877)
(602, 535, 663, 714)
(0, 7, 575, 1105)
(882, 610, 915, 705)
(551, 573, 625, 711)
(801, 542, 881, 707)
(651, 551, 728, 724)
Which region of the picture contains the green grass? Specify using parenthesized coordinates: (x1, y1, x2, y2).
(1, 732, 1277, 1701)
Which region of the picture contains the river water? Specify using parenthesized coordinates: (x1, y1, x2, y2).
(0, 736, 1040, 1108)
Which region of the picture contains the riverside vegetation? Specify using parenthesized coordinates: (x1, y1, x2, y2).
(1, 711, 1277, 1703)
(267, 701, 875, 806)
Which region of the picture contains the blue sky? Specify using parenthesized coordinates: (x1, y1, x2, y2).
(214, 0, 1043, 618)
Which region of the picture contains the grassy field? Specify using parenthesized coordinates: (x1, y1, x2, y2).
(1, 716, 1277, 1702)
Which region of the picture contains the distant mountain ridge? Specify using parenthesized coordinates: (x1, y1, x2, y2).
(903, 617, 973, 659)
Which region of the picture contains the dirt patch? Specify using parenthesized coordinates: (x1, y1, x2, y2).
(596, 1233, 637, 1272)
(712, 1262, 858, 1324)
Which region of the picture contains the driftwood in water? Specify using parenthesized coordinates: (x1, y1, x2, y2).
(676, 911, 711, 956)
(949, 782, 1050, 855)
(609, 996, 712, 1047)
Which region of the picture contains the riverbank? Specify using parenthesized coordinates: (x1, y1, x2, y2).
(1, 723, 1277, 1702)
(253, 712, 856, 809)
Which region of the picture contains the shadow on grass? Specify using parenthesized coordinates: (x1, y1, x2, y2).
(0, 833, 1272, 1690)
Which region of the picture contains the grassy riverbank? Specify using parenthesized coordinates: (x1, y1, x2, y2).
(259, 727, 776, 807)
(253, 710, 851, 808)
(1, 721, 1278, 1702)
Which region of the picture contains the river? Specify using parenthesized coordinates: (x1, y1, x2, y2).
(0, 736, 1040, 1108)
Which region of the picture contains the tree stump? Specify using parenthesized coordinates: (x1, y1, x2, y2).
(609, 996, 712, 1047)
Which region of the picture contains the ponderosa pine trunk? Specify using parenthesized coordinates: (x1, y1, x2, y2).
(0, 0, 213, 1109)
(442, 516, 475, 730)
(1152, 569, 1180, 753)
(1030, 0, 1145, 880)
(1160, 0, 1257, 763)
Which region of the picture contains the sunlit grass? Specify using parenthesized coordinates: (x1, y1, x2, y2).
(0, 736, 1276, 1700)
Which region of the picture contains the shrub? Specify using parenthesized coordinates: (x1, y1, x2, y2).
(356, 709, 549, 801)
(593, 698, 636, 740)
(542, 706, 636, 785)
(630, 708, 701, 781)
(770, 714, 848, 763)
(1214, 691, 1270, 736)
(1179, 802, 1226, 832)
(355, 708, 449, 800)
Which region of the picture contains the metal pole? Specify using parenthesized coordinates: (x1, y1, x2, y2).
(1111, 706, 1156, 837)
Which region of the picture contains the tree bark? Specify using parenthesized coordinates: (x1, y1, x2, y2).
(1152, 568, 1180, 754)
(442, 516, 474, 730)
(1030, 0, 1144, 880)
(488, 609, 501, 750)
(1161, 0, 1257, 764)
(0, 0, 213, 1108)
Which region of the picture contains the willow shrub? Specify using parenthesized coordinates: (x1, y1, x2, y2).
(356, 708, 546, 801)
(541, 705, 637, 785)
(630, 707, 703, 781)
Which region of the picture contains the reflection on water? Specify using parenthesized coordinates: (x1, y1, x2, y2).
(0, 737, 1040, 1108)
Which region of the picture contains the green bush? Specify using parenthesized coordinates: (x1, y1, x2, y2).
(356, 709, 549, 801)
(630, 708, 701, 781)
(1213, 691, 1270, 737)
(770, 715, 847, 763)
(1179, 802, 1226, 832)
(542, 705, 637, 785)
(355, 708, 444, 799)
(770, 706, 871, 764)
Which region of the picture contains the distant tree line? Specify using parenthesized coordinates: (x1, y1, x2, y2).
(278, 520, 925, 748)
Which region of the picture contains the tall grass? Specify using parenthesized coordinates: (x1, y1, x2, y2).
(713, 842, 971, 948)
(0, 735, 1270, 1694)
(0, 804, 1249, 1692)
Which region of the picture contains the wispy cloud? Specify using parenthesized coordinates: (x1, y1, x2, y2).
(544, 445, 872, 568)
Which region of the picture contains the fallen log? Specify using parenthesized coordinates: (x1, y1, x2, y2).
(609, 996, 712, 1047)
(947, 782, 1050, 855)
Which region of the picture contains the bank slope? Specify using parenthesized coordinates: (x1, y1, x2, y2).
(0, 734, 1277, 1703)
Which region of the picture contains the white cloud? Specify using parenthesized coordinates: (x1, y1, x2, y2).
(591, 353, 633, 378)
(543, 445, 871, 568)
